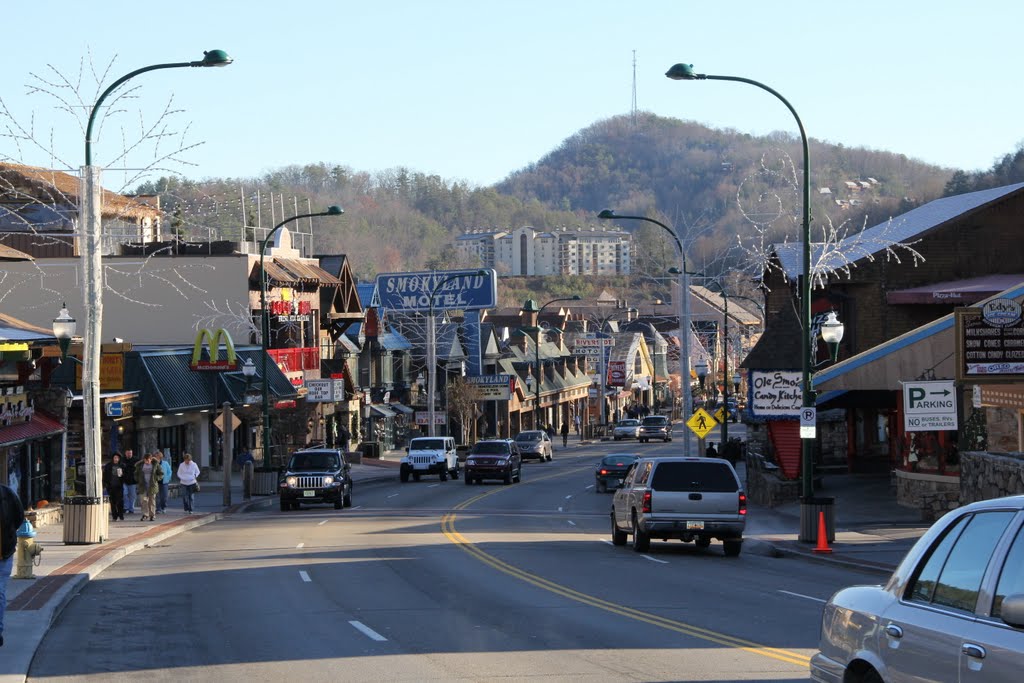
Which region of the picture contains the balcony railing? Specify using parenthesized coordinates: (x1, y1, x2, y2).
(268, 347, 320, 373)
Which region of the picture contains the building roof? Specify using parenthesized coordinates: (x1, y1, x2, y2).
(0, 162, 159, 220)
(0, 311, 53, 342)
(775, 181, 1024, 279)
(886, 274, 1024, 305)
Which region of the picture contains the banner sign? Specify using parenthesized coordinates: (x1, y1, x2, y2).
(466, 374, 515, 400)
(375, 269, 497, 312)
(573, 335, 615, 358)
(608, 361, 626, 387)
(749, 370, 802, 417)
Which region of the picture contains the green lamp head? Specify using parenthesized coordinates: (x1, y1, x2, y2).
(597, 209, 617, 220)
(199, 50, 233, 67)
(665, 63, 699, 80)
(325, 205, 344, 216)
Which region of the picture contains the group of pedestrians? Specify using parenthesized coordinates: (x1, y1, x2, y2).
(101, 449, 203, 520)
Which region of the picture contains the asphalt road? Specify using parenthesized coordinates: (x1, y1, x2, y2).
(28, 441, 881, 682)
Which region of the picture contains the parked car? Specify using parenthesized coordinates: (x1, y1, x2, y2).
(612, 419, 641, 441)
(595, 454, 639, 493)
(638, 415, 673, 443)
(811, 495, 1024, 683)
(464, 440, 522, 485)
(514, 430, 553, 461)
(400, 436, 459, 482)
(278, 447, 352, 511)
(611, 456, 746, 555)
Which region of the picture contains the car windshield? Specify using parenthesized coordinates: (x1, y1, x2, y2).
(472, 442, 510, 454)
(642, 417, 668, 426)
(602, 455, 638, 466)
(288, 452, 339, 471)
(617, 420, 639, 427)
(410, 439, 446, 450)
(515, 431, 543, 442)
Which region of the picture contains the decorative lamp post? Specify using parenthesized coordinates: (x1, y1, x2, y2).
(733, 372, 742, 394)
(74, 51, 232, 543)
(521, 296, 580, 431)
(599, 210, 695, 456)
(426, 270, 488, 436)
(52, 304, 76, 361)
(260, 206, 344, 466)
(666, 62, 817, 506)
(819, 311, 845, 362)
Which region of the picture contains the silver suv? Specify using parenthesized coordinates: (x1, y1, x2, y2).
(638, 415, 672, 443)
(611, 457, 746, 556)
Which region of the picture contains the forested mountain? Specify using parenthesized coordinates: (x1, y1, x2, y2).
(138, 112, 961, 283)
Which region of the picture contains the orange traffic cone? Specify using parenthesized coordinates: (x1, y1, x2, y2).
(813, 510, 832, 553)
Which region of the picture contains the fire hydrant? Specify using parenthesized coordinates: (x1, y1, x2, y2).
(15, 519, 43, 579)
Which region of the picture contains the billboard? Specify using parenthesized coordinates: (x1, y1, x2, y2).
(375, 269, 497, 313)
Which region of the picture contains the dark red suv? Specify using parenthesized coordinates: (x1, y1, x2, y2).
(464, 440, 522, 485)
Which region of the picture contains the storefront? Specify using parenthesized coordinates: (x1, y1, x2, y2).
(0, 409, 65, 507)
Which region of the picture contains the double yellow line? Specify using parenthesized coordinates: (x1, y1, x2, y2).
(440, 467, 811, 669)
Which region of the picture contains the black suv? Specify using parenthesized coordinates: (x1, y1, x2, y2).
(638, 415, 673, 443)
(465, 440, 522, 485)
(279, 447, 353, 511)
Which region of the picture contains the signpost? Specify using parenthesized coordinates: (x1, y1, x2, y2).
(902, 380, 958, 432)
(799, 406, 817, 439)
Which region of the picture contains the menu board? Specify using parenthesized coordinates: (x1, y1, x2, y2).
(956, 298, 1024, 381)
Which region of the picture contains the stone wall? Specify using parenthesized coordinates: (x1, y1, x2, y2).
(744, 450, 800, 507)
(985, 409, 1020, 454)
(960, 451, 1024, 505)
(895, 470, 960, 521)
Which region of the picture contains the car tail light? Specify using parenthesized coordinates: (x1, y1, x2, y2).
(599, 469, 608, 475)
(738, 492, 747, 516)
(642, 491, 652, 513)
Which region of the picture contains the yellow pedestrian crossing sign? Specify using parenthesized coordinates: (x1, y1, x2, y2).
(714, 406, 726, 423)
(687, 408, 718, 439)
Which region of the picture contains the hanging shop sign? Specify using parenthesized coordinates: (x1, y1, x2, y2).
(749, 370, 802, 418)
(269, 299, 312, 322)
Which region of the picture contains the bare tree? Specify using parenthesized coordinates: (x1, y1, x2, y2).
(446, 375, 483, 445)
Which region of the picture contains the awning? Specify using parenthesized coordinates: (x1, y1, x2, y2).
(0, 412, 65, 447)
(369, 404, 396, 418)
(887, 274, 1024, 305)
(388, 403, 414, 415)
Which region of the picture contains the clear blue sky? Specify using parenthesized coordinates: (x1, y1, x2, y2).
(2, 2, 1019, 188)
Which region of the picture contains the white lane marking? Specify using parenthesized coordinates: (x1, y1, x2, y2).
(317, 520, 328, 526)
(299, 571, 311, 582)
(564, 495, 573, 500)
(352, 506, 362, 510)
(778, 590, 826, 604)
(567, 520, 576, 526)
(349, 620, 387, 641)
(427, 484, 439, 488)
(601, 539, 614, 545)
(642, 555, 669, 564)
(387, 493, 399, 499)
(296, 542, 305, 549)
(585, 484, 594, 490)
(558, 506, 563, 512)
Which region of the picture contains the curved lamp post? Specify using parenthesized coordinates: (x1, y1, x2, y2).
(426, 270, 488, 436)
(259, 206, 344, 466)
(666, 62, 816, 499)
(76, 51, 232, 523)
(599, 209, 695, 455)
(522, 296, 580, 431)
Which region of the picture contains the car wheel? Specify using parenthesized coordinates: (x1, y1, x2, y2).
(514, 465, 522, 483)
(546, 453, 552, 462)
(451, 466, 460, 480)
(440, 469, 448, 482)
(400, 466, 410, 483)
(859, 667, 884, 683)
(664, 437, 671, 443)
(614, 436, 621, 441)
(723, 539, 742, 557)
(280, 500, 290, 512)
(631, 513, 650, 552)
(503, 469, 512, 485)
(611, 512, 627, 546)
(343, 486, 352, 508)
(334, 497, 343, 510)
(695, 537, 711, 549)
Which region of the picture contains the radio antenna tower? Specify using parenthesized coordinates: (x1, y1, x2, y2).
(631, 49, 638, 126)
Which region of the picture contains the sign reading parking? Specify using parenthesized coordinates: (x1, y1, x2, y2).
(903, 380, 958, 432)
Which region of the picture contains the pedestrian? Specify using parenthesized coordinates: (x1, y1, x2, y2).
(560, 421, 569, 447)
(103, 453, 126, 521)
(0, 482, 26, 647)
(705, 441, 719, 458)
(545, 424, 555, 440)
(134, 452, 159, 522)
(574, 413, 581, 437)
(177, 452, 201, 514)
(338, 423, 350, 453)
(121, 448, 138, 515)
(155, 452, 172, 514)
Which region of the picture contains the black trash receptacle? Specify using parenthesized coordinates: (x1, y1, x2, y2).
(799, 496, 835, 543)
(252, 468, 278, 496)
(361, 441, 381, 459)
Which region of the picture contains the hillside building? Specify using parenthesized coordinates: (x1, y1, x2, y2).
(456, 226, 632, 276)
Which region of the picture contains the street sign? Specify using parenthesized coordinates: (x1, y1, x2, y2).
(306, 379, 332, 403)
(213, 411, 241, 433)
(799, 407, 816, 439)
(902, 380, 958, 432)
(106, 401, 122, 417)
(714, 406, 725, 423)
(687, 408, 717, 439)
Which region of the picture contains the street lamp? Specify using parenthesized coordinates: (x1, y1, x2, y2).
(666, 62, 816, 501)
(52, 304, 76, 361)
(75, 51, 232, 538)
(819, 311, 845, 363)
(599, 209, 695, 456)
(521, 296, 580, 431)
(260, 206, 344, 466)
(426, 270, 489, 436)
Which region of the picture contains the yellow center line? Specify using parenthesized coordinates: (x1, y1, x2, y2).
(441, 464, 811, 668)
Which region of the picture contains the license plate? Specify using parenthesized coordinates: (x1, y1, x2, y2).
(303, 490, 315, 497)
(686, 521, 704, 530)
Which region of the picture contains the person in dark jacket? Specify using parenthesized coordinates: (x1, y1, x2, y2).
(121, 449, 138, 515)
(560, 421, 569, 447)
(103, 453, 126, 521)
(1, 483, 26, 647)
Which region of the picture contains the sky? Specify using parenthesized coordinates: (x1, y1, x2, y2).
(2, 1, 1021, 189)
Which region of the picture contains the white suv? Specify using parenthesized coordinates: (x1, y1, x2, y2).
(400, 436, 459, 482)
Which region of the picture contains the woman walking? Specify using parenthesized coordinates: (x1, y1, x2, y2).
(177, 453, 201, 514)
(134, 452, 159, 521)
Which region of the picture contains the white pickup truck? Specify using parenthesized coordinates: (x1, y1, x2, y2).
(611, 456, 747, 556)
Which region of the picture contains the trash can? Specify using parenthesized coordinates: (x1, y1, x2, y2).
(361, 441, 381, 459)
(62, 496, 109, 545)
(252, 468, 278, 496)
(799, 496, 835, 543)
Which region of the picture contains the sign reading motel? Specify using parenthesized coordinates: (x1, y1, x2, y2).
(375, 269, 497, 313)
